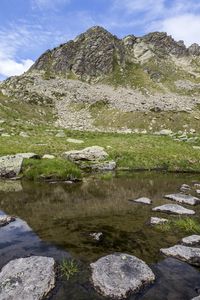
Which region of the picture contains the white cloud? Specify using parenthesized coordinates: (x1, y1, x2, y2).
(0, 58, 33, 78)
(32, 0, 70, 10)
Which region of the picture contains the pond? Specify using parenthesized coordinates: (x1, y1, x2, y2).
(0, 172, 200, 300)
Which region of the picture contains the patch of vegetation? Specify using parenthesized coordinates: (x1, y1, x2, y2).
(60, 258, 79, 280)
(22, 158, 82, 181)
(156, 218, 200, 234)
(99, 172, 114, 180)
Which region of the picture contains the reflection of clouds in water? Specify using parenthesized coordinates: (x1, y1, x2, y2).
(0, 180, 23, 192)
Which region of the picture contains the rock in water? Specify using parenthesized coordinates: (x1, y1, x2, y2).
(90, 253, 155, 299)
(0, 215, 15, 227)
(63, 146, 108, 161)
(150, 217, 168, 225)
(152, 204, 195, 215)
(0, 155, 23, 178)
(0, 256, 55, 300)
(182, 235, 200, 246)
(130, 197, 152, 205)
(160, 245, 200, 266)
(164, 193, 200, 205)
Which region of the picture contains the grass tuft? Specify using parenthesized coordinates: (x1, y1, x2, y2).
(156, 218, 200, 234)
(60, 258, 79, 280)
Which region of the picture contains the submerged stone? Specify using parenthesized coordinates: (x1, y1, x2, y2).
(152, 204, 195, 215)
(160, 245, 200, 266)
(90, 253, 155, 299)
(150, 217, 168, 225)
(0, 256, 55, 300)
(182, 235, 200, 246)
(164, 193, 200, 206)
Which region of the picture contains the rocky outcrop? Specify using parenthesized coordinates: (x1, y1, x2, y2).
(0, 256, 55, 300)
(160, 245, 200, 266)
(90, 253, 155, 299)
(164, 193, 200, 206)
(188, 43, 200, 56)
(152, 204, 195, 215)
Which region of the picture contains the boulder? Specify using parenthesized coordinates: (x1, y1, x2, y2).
(150, 217, 168, 225)
(0, 155, 23, 178)
(63, 146, 109, 162)
(16, 153, 39, 159)
(152, 204, 195, 215)
(129, 197, 152, 205)
(90, 253, 155, 299)
(160, 245, 200, 266)
(90, 161, 116, 171)
(0, 215, 15, 227)
(182, 235, 200, 246)
(0, 256, 55, 300)
(164, 193, 200, 206)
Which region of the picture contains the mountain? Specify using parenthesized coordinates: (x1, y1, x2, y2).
(1, 26, 200, 133)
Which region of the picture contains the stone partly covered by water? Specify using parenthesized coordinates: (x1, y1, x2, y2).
(180, 184, 191, 193)
(0, 155, 23, 178)
(160, 245, 200, 266)
(0, 256, 55, 300)
(0, 215, 15, 227)
(182, 235, 200, 246)
(164, 193, 200, 206)
(152, 204, 195, 215)
(90, 253, 155, 299)
(150, 217, 169, 225)
(130, 197, 152, 205)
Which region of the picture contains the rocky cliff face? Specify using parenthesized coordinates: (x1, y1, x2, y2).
(1, 26, 200, 133)
(30, 26, 200, 81)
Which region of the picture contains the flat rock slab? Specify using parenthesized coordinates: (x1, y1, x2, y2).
(63, 146, 108, 162)
(150, 217, 168, 225)
(15, 153, 39, 159)
(0, 155, 23, 178)
(0, 256, 55, 300)
(164, 193, 200, 206)
(152, 204, 195, 215)
(90, 253, 155, 299)
(160, 245, 200, 266)
(182, 235, 200, 246)
(0, 215, 15, 227)
(129, 197, 152, 205)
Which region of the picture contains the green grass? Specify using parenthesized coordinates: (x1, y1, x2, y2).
(156, 218, 200, 234)
(60, 258, 79, 280)
(22, 158, 82, 181)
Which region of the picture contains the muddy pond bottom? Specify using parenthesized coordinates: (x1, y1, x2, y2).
(0, 171, 200, 300)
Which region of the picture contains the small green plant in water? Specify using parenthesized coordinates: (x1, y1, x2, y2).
(100, 172, 114, 180)
(60, 258, 79, 280)
(156, 218, 200, 234)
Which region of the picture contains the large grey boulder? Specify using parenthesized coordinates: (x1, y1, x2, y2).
(160, 245, 200, 266)
(0, 155, 23, 178)
(164, 193, 200, 206)
(152, 204, 195, 215)
(63, 146, 109, 162)
(15, 153, 39, 159)
(0, 256, 55, 300)
(90, 253, 155, 299)
(182, 235, 200, 246)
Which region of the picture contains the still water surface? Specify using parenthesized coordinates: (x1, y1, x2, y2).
(0, 172, 200, 300)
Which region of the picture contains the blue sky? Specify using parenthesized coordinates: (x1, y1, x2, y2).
(0, 0, 200, 80)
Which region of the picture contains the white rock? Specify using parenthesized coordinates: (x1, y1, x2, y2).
(0, 256, 55, 300)
(67, 138, 84, 144)
(182, 235, 200, 246)
(90, 253, 155, 299)
(0, 155, 23, 178)
(150, 217, 168, 225)
(130, 197, 152, 205)
(63, 146, 108, 161)
(0, 215, 15, 227)
(152, 204, 195, 215)
(160, 245, 200, 266)
(164, 193, 200, 206)
(42, 154, 55, 159)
